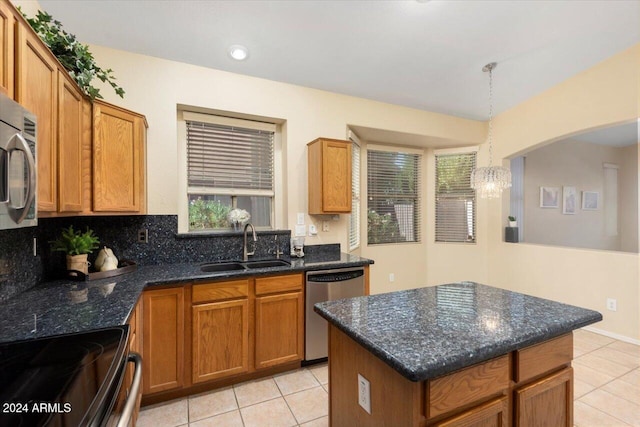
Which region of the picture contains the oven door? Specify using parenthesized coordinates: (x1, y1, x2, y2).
(0, 326, 132, 427)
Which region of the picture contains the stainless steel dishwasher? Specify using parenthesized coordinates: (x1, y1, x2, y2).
(305, 266, 365, 363)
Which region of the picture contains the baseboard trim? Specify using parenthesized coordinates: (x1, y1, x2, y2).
(582, 325, 640, 345)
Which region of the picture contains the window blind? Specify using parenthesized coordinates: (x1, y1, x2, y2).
(187, 120, 274, 193)
(367, 150, 421, 244)
(435, 152, 476, 243)
(349, 141, 361, 250)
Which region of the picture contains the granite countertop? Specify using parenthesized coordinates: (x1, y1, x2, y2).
(314, 282, 602, 382)
(0, 252, 372, 344)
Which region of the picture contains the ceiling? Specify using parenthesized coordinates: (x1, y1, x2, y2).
(39, 0, 639, 121)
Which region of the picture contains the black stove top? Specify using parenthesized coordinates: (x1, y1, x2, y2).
(0, 326, 129, 427)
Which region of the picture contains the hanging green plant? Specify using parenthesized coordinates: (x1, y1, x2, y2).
(19, 8, 125, 100)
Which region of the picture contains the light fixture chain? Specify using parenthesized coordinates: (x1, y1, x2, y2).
(487, 65, 493, 167)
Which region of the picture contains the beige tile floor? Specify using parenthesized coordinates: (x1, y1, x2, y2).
(138, 329, 639, 427)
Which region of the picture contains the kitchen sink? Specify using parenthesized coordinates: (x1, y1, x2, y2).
(243, 259, 291, 269)
(200, 259, 291, 272)
(200, 262, 245, 272)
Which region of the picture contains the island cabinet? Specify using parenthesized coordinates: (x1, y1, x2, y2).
(308, 138, 352, 214)
(141, 273, 305, 405)
(328, 326, 574, 427)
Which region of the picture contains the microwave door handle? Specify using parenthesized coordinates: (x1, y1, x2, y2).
(0, 147, 7, 203)
(6, 133, 36, 223)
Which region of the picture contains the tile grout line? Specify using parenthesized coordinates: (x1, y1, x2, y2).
(577, 399, 634, 427)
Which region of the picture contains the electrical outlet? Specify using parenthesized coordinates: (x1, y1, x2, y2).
(297, 213, 305, 225)
(389, 273, 395, 282)
(358, 374, 371, 414)
(322, 221, 330, 232)
(606, 298, 617, 312)
(138, 229, 149, 243)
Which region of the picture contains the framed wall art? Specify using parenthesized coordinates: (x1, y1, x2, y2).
(562, 186, 577, 215)
(582, 191, 599, 210)
(539, 187, 560, 208)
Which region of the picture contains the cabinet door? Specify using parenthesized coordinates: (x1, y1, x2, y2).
(322, 139, 351, 213)
(255, 291, 304, 369)
(57, 71, 85, 212)
(142, 287, 184, 395)
(93, 101, 145, 212)
(515, 367, 572, 427)
(192, 299, 249, 383)
(16, 23, 58, 212)
(0, 1, 14, 98)
(434, 397, 508, 427)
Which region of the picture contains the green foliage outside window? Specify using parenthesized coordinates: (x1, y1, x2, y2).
(189, 198, 231, 230)
(367, 209, 401, 244)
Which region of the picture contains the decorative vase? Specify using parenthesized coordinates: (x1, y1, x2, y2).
(508, 221, 517, 227)
(66, 254, 89, 275)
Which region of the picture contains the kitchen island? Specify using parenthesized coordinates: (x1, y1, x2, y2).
(314, 282, 602, 427)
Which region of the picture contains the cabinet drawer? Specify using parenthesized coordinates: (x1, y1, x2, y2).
(428, 355, 510, 419)
(192, 280, 249, 304)
(255, 274, 303, 296)
(516, 333, 572, 383)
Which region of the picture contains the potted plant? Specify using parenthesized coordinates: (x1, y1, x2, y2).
(508, 216, 517, 227)
(50, 226, 100, 275)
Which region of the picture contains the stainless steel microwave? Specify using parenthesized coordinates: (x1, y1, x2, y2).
(0, 92, 37, 229)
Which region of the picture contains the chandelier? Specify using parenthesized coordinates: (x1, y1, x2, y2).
(470, 62, 512, 199)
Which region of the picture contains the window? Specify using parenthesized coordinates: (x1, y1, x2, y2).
(184, 112, 276, 231)
(349, 136, 361, 250)
(435, 152, 476, 243)
(367, 149, 421, 244)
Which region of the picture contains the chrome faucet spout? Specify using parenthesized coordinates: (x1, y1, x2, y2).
(243, 223, 257, 261)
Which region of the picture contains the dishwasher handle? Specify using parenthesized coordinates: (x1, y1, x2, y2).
(116, 352, 142, 427)
(307, 269, 364, 282)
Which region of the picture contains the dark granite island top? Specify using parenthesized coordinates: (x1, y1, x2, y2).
(315, 282, 602, 426)
(314, 281, 602, 382)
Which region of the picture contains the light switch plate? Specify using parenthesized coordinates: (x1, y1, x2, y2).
(297, 213, 305, 225)
(295, 225, 306, 237)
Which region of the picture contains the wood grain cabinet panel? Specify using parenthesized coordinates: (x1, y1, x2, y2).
(515, 367, 573, 427)
(308, 138, 352, 214)
(57, 71, 85, 212)
(434, 397, 509, 427)
(142, 287, 185, 394)
(15, 22, 58, 212)
(516, 334, 572, 383)
(93, 101, 147, 213)
(192, 299, 249, 383)
(255, 291, 304, 369)
(0, 1, 14, 98)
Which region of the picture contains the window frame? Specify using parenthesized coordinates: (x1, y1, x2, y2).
(434, 147, 478, 244)
(366, 144, 422, 246)
(177, 109, 282, 233)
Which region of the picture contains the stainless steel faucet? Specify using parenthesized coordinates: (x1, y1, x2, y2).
(243, 223, 257, 261)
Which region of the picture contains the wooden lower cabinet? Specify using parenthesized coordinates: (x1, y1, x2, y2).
(255, 291, 304, 369)
(434, 397, 508, 427)
(142, 287, 185, 395)
(192, 299, 249, 383)
(142, 273, 305, 403)
(515, 368, 573, 427)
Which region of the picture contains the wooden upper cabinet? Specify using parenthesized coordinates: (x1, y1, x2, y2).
(15, 22, 59, 212)
(308, 138, 352, 214)
(93, 101, 147, 213)
(57, 71, 85, 212)
(0, 1, 14, 98)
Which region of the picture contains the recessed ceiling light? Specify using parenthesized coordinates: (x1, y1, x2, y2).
(228, 45, 249, 61)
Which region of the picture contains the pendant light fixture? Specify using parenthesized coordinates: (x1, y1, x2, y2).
(470, 62, 512, 199)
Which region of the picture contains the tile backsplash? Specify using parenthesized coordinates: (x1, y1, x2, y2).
(0, 215, 290, 301)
